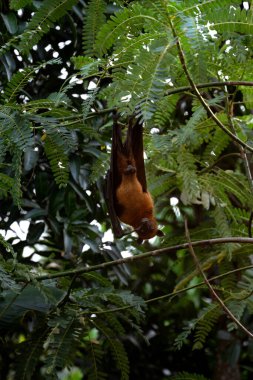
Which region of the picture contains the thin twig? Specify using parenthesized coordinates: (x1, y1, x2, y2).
(166, 81, 253, 96)
(184, 219, 253, 339)
(56, 273, 78, 308)
(169, 19, 253, 153)
(199, 153, 242, 174)
(35, 237, 253, 281)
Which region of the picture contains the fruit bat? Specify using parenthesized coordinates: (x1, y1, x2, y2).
(104, 112, 163, 243)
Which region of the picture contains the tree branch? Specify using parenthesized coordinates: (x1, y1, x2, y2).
(166, 81, 253, 96)
(184, 219, 253, 339)
(36, 237, 253, 281)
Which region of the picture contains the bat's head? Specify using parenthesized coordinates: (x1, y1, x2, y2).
(135, 217, 164, 243)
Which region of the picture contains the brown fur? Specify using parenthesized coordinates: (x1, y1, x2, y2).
(116, 153, 159, 240)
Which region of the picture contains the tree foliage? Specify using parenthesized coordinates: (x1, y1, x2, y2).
(1, 0, 253, 379)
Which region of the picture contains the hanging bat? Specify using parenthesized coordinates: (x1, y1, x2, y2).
(104, 112, 163, 243)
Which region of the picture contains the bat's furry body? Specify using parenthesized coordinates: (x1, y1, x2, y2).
(105, 114, 163, 242)
(115, 152, 158, 239)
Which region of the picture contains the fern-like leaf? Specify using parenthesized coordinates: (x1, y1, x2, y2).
(71, 56, 101, 75)
(213, 205, 232, 238)
(226, 298, 247, 332)
(44, 311, 83, 375)
(202, 126, 231, 165)
(44, 134, 70, 187)
(208, 8, 253, 36)
(95, 3, 155, 55)
(138, 44, 174, 121)
(171, 372, 210, 380)
(0, 108, 33, 151)
(82, 87, 99, 121)
(10, 0, 32, 10)
(174, 320, 197, 350)
(11, 148, 23, 206)
(94, 320, 129, 380)
(16, 327, 48, 380)
(90, 150, 109, 183)
(18, 0, 78, 54)
(177, 148, 200, 204)
(2, 68, 34, 103)
(0, 173, 15, 198)
(154, 94, 180, 128)
(2, 58, 62, 103)
(87, 341, 108, 380)
(83, 0, 107, 56)
(193, 302, 222, 350)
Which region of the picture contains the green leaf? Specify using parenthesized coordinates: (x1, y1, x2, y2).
(26, 222, 45, 244)
(0, 285, 64, 330)
(23, 147, 39, 172)
(82, 0, 107, 56)
(1, 13, 18, 34)
(10, 0, 32, 10)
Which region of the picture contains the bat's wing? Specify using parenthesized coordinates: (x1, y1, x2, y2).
(127, 117, 147, 193)
(104, 112, 124, 238)
(104, 170, 123, 238)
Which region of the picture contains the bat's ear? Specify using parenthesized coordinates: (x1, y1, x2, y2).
(156, 229, 164, 237)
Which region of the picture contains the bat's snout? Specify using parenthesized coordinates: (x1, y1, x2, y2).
(135, 218, 158, 240)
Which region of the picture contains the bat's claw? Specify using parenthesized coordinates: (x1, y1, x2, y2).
(124, 165, 136, 174)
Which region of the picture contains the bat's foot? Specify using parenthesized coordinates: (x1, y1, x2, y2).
(124, 164, 136, 174)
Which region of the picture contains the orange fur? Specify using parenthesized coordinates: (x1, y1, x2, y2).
(116, 153, 158, 240)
